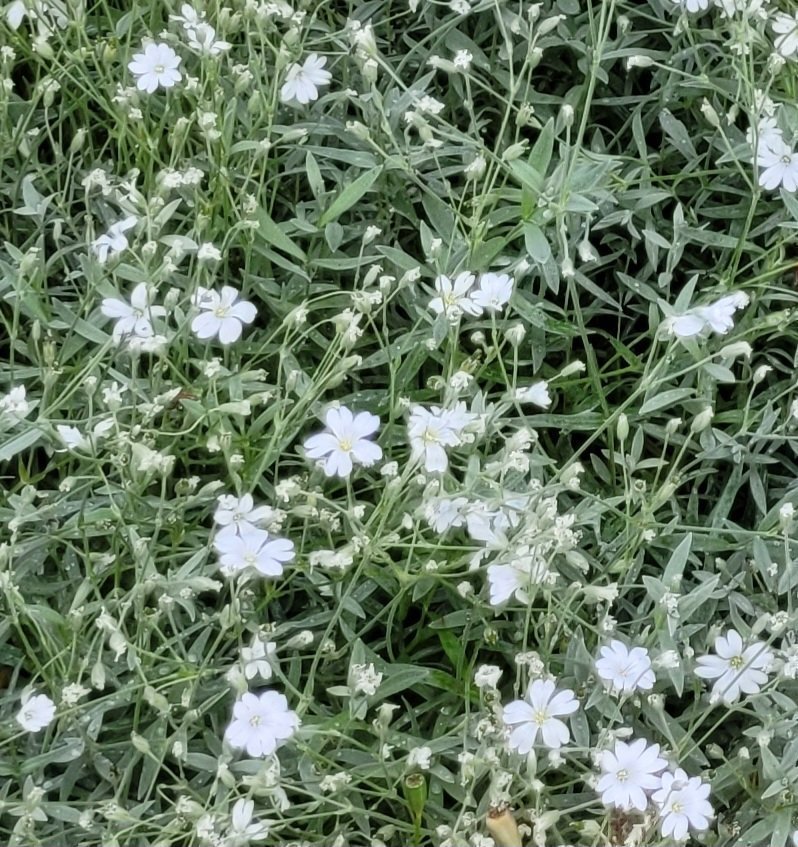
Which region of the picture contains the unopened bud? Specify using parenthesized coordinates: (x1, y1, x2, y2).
(700, 99, 720, 128)
(691, 406, 714, 434)
(617, 413, 629, 443)
(486, 805, 522, 847)
(502, 141, 528, 162)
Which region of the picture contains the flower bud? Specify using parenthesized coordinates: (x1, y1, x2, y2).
(626, 55, 654, 69)
(690, 406, 714, 434)
(718, 341, 752, 360)
(502, 141, 528, 162)
(616, 413, 629, 443)
(700, 99, 720, 128)
(403, 773, 426, 825)
(486, 805, 522, 847)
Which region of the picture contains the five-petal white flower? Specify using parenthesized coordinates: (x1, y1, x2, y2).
(595, 641, 656, 695)
(303, 407, 382, 478)
(664, 291, 749, 339)
(92, 216, 136, 264)
(597, 738, 667, 811)
(470, 272, 514, 313)
(407, 404, 472, 472)
(514, 381, 551, 408)
(214, 494, 274, 535)
(280, 54, 331, 105)
(428, 272, 481, 318)
(224, 690, 299, 757)
(652, 768, 713, 840)
(128, 42, 183, 93)
(695, 629, 773, 704)
(226, 798, 269, 845)
(213, 526, 295, 578)
(241, 637, 277, 681)
(191, 286, 257, 345)
(502, 678, 579, 752)
(16, 691, 56, 733)
(101, 282, 166, 344)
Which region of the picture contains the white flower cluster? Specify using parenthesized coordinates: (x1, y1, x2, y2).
(753, 115, 798, 192)
(98, 281, 257, 350)
(429, 271, 514, 320)
(210, 495, 300, 758)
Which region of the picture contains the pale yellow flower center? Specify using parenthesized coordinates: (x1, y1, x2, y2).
(338, 438, 352, 452)
(154, 64, 165, 74)
(249, 714, 261, 727)
(214, 305, 230, 318)
(532, 708, 549, 726)
(730, 655, 743, 670)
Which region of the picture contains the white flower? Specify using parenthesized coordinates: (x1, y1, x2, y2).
(0, 385, 31, 420)
(453, 49, 473, 69)
(224, 798, 269, 846)
(407, 746, 433, 770)
(214, 494, 273, 535)
(474, 664, 503, 690)
(773, 12, 798, 58)
(92, 216, 136, 263)
(6, 0, 67, 31)
(428, 272, 481, 318)
(502, 678, 579, 752)
(350, 662, 383, 696)
(16, 691, 56, 732)
(597, 738, 667, 811)
(214, 526, 295, 578)
(55, 419, 113, 453)
(169, 3, 204, 28)
(61, 683, 90, 707)
(197, 242, 222, 262)
(6, 0, 26, 29)
(424, 496, 468, 533)
(224, 691, 299, 757)
(128, 42, 182, 93)
(753, 117, 785, 156)
(595, 641, 656, 695)
(664, 291, 749, 339)
(695, 629, 773, 704)
(101, 282, 166, 344)
(487, 550, 549, 606)
(514, 381, 551, 408)
(652, 768, 713, 840)
(470, 272, 514, 313)
(407, 405, 467, 472)
(758, 141, 798, 191)
(191, 286, 257, 345)
(279, 54, 331, 104)
(671, 0, 710, 11)
(303, 407, 382, 478)
(185, 22, 231, 56)
(241, 637, 277, 681)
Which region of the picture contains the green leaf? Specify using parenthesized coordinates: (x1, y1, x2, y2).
(528, 118, 555, 178)
(0, 427, 42, 462)
(319, 166, 384, 226)
(255, 209, 307, 260)
(523, 223, 551, 263)
(639, 388, 694, 415)
(663, 534, 692, 585)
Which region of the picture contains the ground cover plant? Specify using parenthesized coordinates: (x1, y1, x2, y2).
(3, 0, 798, 845)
